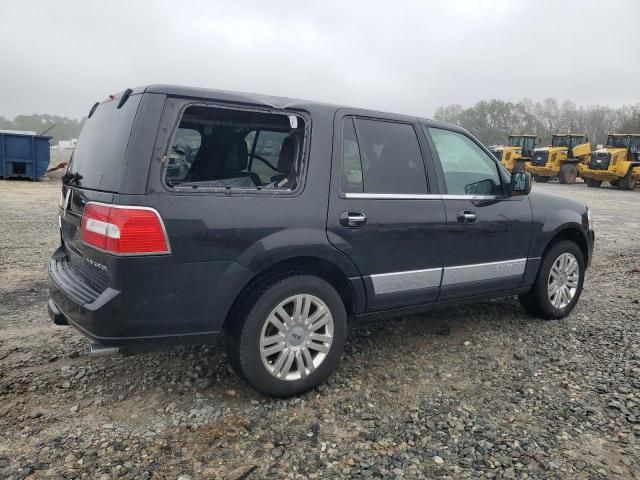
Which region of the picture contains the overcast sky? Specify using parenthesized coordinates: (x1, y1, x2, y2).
(1, 0, 638, 119)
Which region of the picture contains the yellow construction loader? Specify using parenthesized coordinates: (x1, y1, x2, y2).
(526, 134, 591, 184)
(578, 134, 640, 190)
(489, 135, 538, 173)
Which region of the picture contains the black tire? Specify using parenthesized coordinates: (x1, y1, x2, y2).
(226, 274, 347, 397)
(518, 240, 585, 320)
(585, 177, 602, 188)
(618, 167, 636, 191)
(534, 175, 550, 183)
(513, 160, 526, 173)
(558, 163, 578, 184)
(610, 179, 619, 187)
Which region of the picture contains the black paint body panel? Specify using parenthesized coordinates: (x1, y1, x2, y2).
(48, 85, 594, 347)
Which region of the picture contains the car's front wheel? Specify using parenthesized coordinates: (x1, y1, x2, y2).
(618, 167, 636, 191)
(558, 163, 577, 184)
(518, 240, 585, 319)
(226, 274, 347, 397)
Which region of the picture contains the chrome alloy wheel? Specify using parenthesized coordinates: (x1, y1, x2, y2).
(547, 253, 580, 309)
(259, 294, 334, 381)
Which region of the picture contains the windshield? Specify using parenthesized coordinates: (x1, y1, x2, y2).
(522, 137, 536, 153)
(606, 135, 632, 149)
(508, 136, 524, 147)
(552, 136, 584, 148)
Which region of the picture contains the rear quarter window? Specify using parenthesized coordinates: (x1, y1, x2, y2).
(68, 95, 141, 192)
(164, 104, 306, 192)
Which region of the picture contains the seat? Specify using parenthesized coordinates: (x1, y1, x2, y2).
(215, 139, 261, 187)
(270, 131, 302, 187)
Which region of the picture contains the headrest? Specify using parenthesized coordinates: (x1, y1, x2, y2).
(223, 140, 249, 171)
(278, 131, 303, 173)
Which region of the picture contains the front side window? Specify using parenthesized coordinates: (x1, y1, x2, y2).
(428, 127, 503, 196)
(165, 105, 305, 191)
(341, 118, 428, 194)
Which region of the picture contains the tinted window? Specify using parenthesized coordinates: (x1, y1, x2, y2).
(342, 118, 363, 193)
(165, 105, 305, 191)
(68, 95, 141, 192)
(344, 119, 427, 194)
(428, 127, 503, 195)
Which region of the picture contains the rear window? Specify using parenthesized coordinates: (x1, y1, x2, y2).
(68, 95, 141, 192)
(165, 105, 306, 191)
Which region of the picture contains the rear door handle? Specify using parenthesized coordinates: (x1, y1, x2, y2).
(340, 211, 367, 227)
(457, 210, 477, 223)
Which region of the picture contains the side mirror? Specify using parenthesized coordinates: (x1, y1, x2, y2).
(511, 172, 531, 196)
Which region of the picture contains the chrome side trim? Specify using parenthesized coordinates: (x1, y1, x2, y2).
(344, 193, 499, 201)
(442, 258, 526, 285)
(370, 267, 442, 294)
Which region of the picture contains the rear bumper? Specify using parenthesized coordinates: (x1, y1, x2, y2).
(48, 246, 253, 347)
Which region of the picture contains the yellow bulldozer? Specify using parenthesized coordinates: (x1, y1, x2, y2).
(526, 134, 591, 184)
(489, 135, 538, 173)
(579, 134, 640, 190)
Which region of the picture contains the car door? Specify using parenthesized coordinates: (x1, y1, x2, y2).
(424, 126, 533, 300)
(327, 111, 447, 311)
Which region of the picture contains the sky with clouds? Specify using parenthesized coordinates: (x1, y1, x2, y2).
(1, 0, 638, 119)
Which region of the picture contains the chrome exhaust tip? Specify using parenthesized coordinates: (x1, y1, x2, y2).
(90, 343, 119, 357)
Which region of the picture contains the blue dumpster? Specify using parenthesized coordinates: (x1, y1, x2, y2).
(0, 132, 51, 180)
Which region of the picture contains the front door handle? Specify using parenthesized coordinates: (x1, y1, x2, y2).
(457, 210, 477, 223)
(340, 211, 367, 227)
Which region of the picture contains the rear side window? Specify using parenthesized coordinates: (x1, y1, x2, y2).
(341, 118, 427, 194)
(165, 105, 305, 191)
(68, 95, 141, 192)
(428, 127, 503, 196)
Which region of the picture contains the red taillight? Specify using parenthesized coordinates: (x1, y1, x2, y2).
(81, 203, 170, 255)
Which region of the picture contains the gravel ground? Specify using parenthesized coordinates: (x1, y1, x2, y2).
(0, 179, 638, 479)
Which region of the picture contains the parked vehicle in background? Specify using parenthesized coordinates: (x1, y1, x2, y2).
(579, 134, 640, 190)
(48, 85, 594, 397)
(490, 135, 538, 173)
(526, 134, 591, 184)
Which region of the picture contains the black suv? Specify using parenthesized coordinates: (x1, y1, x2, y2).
(49, 85, 594, 397)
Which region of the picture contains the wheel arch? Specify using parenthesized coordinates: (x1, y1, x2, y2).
(541, 226, 590, 267)
(223, 254, 366, 333)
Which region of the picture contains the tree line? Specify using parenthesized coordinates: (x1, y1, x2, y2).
(434, 99, 640, 147)
(0, 114, 85, 144)
(3, 99, 640, 148)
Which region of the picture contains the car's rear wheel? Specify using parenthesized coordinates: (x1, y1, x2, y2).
(585, 177, 602, 188)
(226, 274, 347, 397)
(558, 163, 577, 184)
(518, 240, 585, 319)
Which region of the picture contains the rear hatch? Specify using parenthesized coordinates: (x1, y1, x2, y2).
(57, 92, 142, 295)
